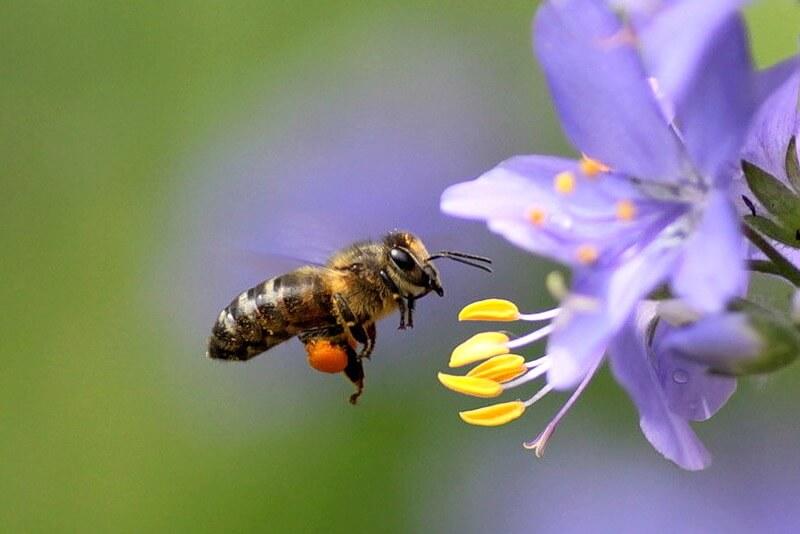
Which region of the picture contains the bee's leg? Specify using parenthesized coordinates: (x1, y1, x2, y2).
(379, 270, 407, 330)
(360, 323, 376, 360)
(406, 297, 416, 329)
(343, 346, 365, 405)
(333, 293, 365, 340)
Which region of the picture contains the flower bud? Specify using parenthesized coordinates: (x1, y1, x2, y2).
(663, 307, 800, 376)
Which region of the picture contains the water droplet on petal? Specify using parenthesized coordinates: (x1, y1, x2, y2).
(672, 369, 689, 384)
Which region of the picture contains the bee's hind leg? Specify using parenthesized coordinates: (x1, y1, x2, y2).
(343, 346, 365, 405)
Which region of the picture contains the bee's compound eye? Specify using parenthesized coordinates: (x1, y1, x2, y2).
(306, 340, 349, 373)
(390, 248, 415, 271)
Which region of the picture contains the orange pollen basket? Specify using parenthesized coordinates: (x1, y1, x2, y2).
(306, 339, 350, 373)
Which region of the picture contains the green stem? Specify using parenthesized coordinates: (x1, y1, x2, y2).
(747, 259, 785, 277)
(743, 225, 800, 286)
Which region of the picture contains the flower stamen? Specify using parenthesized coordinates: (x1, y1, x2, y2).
(615, 199, 637, 221)
(459, 299, 520, 321)
(524, 383, 554, 407)
(576, 244, 599, 264)
(527, 207, 547, 226)
(499, 360, 550, 389)
(459, 400, 526, 427)
(467, 354, 527, 382)
(449, 332, 510, 367)
(554, 171, 576, 195)
(579, 154, 611, 177)
(506, 323, 554, 349)
(437, 373, 503, 398)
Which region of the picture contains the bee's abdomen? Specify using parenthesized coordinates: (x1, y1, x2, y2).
(207, 270, 332, 361)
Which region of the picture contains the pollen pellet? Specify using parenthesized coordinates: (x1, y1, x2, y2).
(553, 171, 576, 195)
(306, 339, 349, 373)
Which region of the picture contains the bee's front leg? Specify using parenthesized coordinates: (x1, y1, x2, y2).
(379, 270, 407, 330)
(406, 297, 415, 329)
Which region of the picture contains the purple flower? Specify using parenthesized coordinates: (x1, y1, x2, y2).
(609, 303, 737, 470)
(437, 0, 765, 468)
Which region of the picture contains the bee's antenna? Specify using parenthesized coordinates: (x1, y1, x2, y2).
(427, 251, 493, 273)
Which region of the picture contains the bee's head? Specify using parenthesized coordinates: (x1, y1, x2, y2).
(383, 231, 444, 298)
(382, 231, 492, 300)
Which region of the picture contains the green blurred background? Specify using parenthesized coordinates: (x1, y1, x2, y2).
(3, 1, 799, 532)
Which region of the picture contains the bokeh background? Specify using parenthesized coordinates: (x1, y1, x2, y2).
(4, 1, 800, 532)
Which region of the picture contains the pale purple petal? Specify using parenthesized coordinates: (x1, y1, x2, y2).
(442, 155, 686, 268)
(755, 56, 800, 106)
(440, 155, 575, 220)
(671, 190, 745, 313)
(547, 237, 682, 389)
(640, 0, 753, 181)
(651, 322, 736, 422)
(533, 0, 684, 182)
(660, 313, 763, 371)
(609, 316, 711, 470)
(740, 71, 800, 184)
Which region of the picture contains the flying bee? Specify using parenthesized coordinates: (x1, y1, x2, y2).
(207, 230, 491, 404)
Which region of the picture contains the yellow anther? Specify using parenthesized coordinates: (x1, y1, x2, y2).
(467, 354, 527, 383)
(527, 207, 547, 226)
(579, 155, 610, 177)
(615, 199, 637, 221)
(459, 401, 526, 427)
(576, 244, 599, 265)
(458, 299, 520, 322)
(437, 373, 503, 398)
(553, 171, 576, 195)
(449, 332, 510, 368)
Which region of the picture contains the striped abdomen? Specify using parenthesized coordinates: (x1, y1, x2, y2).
(207, 267, 335, 361)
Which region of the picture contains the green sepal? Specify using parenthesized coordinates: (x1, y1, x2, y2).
(786, 136, 800, 194)
(743, 215, 800, 249)
(741, 159, 800, 231)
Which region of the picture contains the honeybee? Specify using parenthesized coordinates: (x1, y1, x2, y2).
(207, 230, 491, 404)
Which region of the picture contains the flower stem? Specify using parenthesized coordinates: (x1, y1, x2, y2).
(743, 225, 800, 286)
(747, 259, 785, 277)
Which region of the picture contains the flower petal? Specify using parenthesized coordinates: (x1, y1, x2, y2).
(671, 190, 746, 313)
(609, 315, 711, 471)
(741, 71, 800, 186)
(442, 155, 687, 267)
(755, 56, 799, 107)
(547, 236, 683, 389)
(660, 313, 763, 372)
(651, 321, 737, 422)
(639, 0, 754, 181)
(533, 0, 684, 182)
